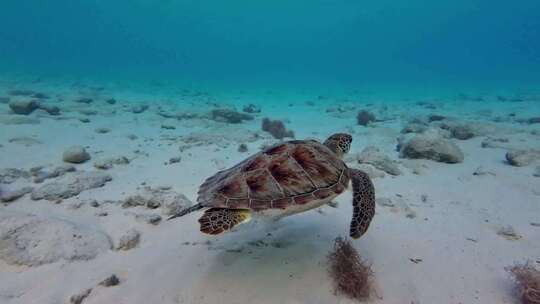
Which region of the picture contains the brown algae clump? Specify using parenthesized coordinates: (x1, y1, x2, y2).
(507, 262, 540, 304)
(327, 237, 373, 301)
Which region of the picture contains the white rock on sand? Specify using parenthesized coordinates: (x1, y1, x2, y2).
(0, 213, 112, 266)
(121, 186, 193, 216)
(399, 129, 464, 163)
(116, 229, 141, 251)
(93, 156, 130, 170)
(357, 146, 402, 175)
(8, 100, 40, 115)
(31, 171, 112, 200)
(0, 186, 33, 203)
(505, 149, 540, 167)
(63, 146, 91, 164)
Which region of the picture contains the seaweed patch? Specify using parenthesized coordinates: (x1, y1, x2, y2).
(327, 237, 373, 301)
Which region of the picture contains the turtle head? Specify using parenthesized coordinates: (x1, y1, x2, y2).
(324, 133, 352, 158)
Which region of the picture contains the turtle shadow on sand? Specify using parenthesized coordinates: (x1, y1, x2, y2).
(188, 221, 339, 303)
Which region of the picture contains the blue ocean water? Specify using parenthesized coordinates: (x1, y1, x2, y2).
(2, 2, 540, 304)
(1, 0, 539, 92)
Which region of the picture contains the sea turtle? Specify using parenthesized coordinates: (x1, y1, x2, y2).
(170, 133, 375, 239)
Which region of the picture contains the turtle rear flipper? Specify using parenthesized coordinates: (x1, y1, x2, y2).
(198, 208, 251, 235)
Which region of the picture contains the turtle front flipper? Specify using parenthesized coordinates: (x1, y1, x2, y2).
(349, 169, 375, 239)
(198, 208, 252, 235)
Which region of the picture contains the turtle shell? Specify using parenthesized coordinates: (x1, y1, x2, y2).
(197, 140, 350, 211)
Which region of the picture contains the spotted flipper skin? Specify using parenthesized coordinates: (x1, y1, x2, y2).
(349, 169, 375, 239)
(198, 208, 251, 235)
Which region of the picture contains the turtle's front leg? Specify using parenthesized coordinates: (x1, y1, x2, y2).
(348, 169, 375, 239)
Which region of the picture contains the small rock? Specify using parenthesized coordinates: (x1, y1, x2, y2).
(238, 143, 248, 152)
(428, 114, 446, 122)
(497, 225, 521, 241)
(116, 229, 141, 250)
(527, 117, 540, 124)
(0, 168, 30, 184)
(93, 156, 129, 170)
(121, 195, 147, 208)
(74, 97, 93, 104)
(242, 104, 261, 113)
(161, 123, 176, 130)
(131, 105, 149, 114)
(63, 146, 91, 164)
(399, 130, 464, 163)
(405, 210, 417, 219)
(401, 123, 428, 134)
(79, 118, 91, 123)
(210, 108, 253, 124)
(95, 127, 111, 134)
(93, 160, 112, 170)
(0, 96, 11, 104)
(122, 187, 193, 216)
(533, 166, 540, 177)
(168, 156, 181, 164)
(357, 146, 401, 175)
(356, 110, 375, 126)
(8, 136, 42, 146)
(99, 274, 120, 287)
(506, 150, 540, 167)
(261, 118, 294, 139)
(67, 201, 85, 210)
(376, 197, 395, 207)
(31, 171, 112, 201)
(9, 100, 40, 115)
(161, 193, 193, 216)
(106, 98, 116, 105)
(437, 122, 480, 140)
(38, 104, 60, 115)
(69, 288, 92, 304)
(481, 137, 509, 149)
(473, 166, 496, 176)
(0, 187, 33, 203)
(127, 134, 138, 140)
(355, 163, 386, 179)
(146, 198, 161, 209)
(33, 165, 76, 183)
(136, 214, 162, 225)
(0, 213, 112, 266)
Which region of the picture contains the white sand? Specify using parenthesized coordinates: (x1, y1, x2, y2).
(0, 79, 539, 304)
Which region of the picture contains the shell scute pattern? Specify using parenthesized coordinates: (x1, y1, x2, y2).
(243, 155, 269, 172)
(197, 140, 348, 210)
(269, 154, 316, 196)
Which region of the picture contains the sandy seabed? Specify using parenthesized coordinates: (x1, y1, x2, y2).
(0, 77, 539, 304)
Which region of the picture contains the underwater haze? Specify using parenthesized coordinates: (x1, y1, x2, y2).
(1, 0, 540, 90)
(1, 1, 540, 304)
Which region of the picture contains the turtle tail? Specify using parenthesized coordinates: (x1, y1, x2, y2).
(167, 203, 204, 220)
